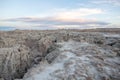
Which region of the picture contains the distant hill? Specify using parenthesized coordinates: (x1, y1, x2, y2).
(68, 28, 120, 33)
(0, 28, 120, 33)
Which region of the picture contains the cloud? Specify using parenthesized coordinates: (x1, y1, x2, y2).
(4, 8, 104, 21)
(2, 17, 109, 30)
(55, 8, 103, 19)
(91, 0, 120, 6)
(1, 8, 109, 29)
(4, 16, 109, 26)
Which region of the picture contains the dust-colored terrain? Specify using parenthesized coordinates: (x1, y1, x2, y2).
(0, 28, 120, 80)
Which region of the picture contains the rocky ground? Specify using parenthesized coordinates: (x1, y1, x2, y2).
(0, 29, 120, 80)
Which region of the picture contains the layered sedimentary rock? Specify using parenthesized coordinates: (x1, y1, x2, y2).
(24, 40, 120, 80)
(0, 29, 120, 80)
(0, 45, 30, 79)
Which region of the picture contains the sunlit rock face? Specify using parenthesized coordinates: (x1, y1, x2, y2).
(0, 29, 120, 80)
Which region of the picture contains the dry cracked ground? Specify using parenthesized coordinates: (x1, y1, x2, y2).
(0, 29, 120, 80)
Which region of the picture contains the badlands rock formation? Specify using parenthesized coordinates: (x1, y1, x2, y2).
(0, 29, 120, 80)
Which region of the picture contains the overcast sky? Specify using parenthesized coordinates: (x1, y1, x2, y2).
(0, 0, 120, 30)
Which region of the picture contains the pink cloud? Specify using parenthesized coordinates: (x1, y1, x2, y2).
(1, 8, 109, 29)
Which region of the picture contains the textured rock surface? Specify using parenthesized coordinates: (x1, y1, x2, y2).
(0, 29, 120, 80)
(23, 40, 120, 80)
(0, 45, 30, 79)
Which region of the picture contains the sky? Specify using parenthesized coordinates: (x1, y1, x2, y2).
(0, 0, 120, 30)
